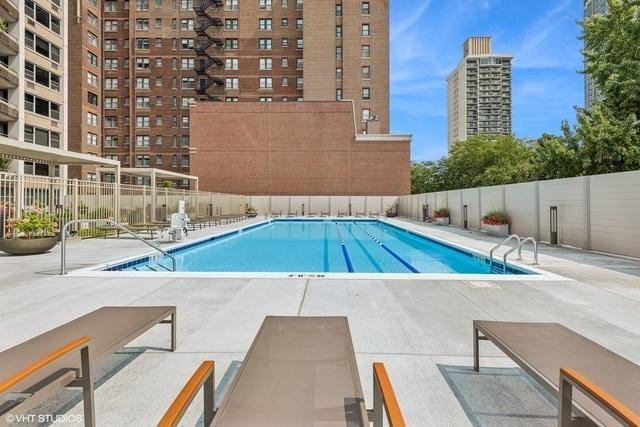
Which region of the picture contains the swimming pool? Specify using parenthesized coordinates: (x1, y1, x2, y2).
(106, 220, 532, 275)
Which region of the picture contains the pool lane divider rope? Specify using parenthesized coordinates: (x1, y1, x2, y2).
(352, 222, 420, 273)
(334, 222, 355, 273)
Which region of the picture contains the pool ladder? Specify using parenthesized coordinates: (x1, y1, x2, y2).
(489, 235, 539, 273)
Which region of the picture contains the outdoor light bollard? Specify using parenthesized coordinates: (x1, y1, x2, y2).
(463, 205, 468, 229)
(422, 205, 427, 222)
(550, 206, 558, 245)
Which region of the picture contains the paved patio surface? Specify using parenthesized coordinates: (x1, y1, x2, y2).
(1, 218, 639, 426)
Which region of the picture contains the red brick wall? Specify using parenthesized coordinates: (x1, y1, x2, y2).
(190, 101, 409, 195)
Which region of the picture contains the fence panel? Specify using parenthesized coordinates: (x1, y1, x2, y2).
(447, 190, 463, 226)
(462, 188, 480, 229)
(539, 177, 586, 247)
(504, 182, 537, 238)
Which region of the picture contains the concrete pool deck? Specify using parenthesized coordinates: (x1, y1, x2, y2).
(1, 218, 639, 426)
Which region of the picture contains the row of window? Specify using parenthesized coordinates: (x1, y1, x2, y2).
(97, 115, 191, 129)
(25, 0, 61, 35)
(223, 77, 303, 90)
(25, 61, 61, 92)
(25, 31, 61, 64)
(336, 24, 371, 38)
(102, 96, 195, 109)
(25, 93, 61, 120)
(103, 154, 190, 168)
(24, 125, 61, 148)
(104, 134, 190, 148)
(104, 0, 196, 12)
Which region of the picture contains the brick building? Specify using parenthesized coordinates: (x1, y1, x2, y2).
(190, 102, 409, 195)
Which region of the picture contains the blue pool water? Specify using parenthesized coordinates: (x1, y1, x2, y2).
(112, 220, 531, 274)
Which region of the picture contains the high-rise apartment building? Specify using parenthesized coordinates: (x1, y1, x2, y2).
(583, 0, 607, 109)
(447, 36, 512, 149)
(1, 0, 68, 176)
(69, 0, 389, 187)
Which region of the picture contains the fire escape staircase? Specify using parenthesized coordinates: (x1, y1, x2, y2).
(193, 0, 225, 100)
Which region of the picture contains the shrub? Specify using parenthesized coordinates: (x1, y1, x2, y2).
(7, 210, 58, 239)
(482, 210, 510, 225)
(433, 208, 450, 218)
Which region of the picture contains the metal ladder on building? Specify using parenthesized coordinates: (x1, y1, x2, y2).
(60, 219, 176, 275)
(489, 234, 539, 273)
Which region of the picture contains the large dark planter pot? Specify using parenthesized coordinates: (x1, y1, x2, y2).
(247, 212, 258, 218)
(386, 212, 397, 218)
(0, 236, 58, 255)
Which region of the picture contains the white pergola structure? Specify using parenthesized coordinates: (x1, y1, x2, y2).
(95, 167, 199, 191)
(0, 137, 121, 178)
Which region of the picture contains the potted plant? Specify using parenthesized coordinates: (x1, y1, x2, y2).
(433, 208, 450, 225)
(385, 205, 397, 218)
(0, 210, 59, 255)
(0, 201, 12, 238)
(482, 210, 510, 237)
(246, 206, 258, 218)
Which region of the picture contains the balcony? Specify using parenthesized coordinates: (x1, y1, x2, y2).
(0, 62, 17, 88)
(0, 95, 18, 122)
(0, 0, 18, 23)
(0, 30, 18, 56)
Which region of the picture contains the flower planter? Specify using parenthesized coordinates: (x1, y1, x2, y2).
(0, 236, 58, 255)
(435, 217, 449, 226)
(246, 212, 258, 218)
(385, 212, 397, 218)
(483, 223, 509, 237)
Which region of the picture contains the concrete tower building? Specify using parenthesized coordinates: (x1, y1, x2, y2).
(447, 36, 512, 149)
(0, 0, 68, 176)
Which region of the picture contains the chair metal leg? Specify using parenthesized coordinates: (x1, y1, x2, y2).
(372, 371, 383, 427)
(474, 327, 480, 372)
(80, 345, 95, 427)
(203, 368, 215, 426)
(171, 311, 177, 352)
(558, 376, 573, 427)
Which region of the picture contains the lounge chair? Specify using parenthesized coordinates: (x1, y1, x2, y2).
(0, 306, 176, 427)
(355, 211, 366, 218)
(337, 211, 347, 218)
(271, 212, 281, 218)
(286, 211, 297, 218)
(159, 316, 405, 427)
(369, 211, 381, 218)
(473, 320, 640, 426)
(320, 211, 329, 217)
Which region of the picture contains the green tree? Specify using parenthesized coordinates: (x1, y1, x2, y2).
(0, 158, 9, 172)
(410, 160, 445, 194)
(443, 134, 534, 189)
(532, 122, 583, 180)
(159, 180, 177, 188)
(582, 0, 640, 119)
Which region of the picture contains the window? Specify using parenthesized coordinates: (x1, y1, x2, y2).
(336, 47, 342, 60)
(336, 68, 342, 80)
(180, 0, 194, 10)
(362, 87, 371, 100)
(259, 77, 273, 89)
(226, 97, 239, 102)
(105, 97, 118, 108)
(259, 97, 273, 102)
(136, 155, 150, 167)
(225, 58, 239, 70)
(104, 39, 118, 51)
(25, 62, 60, 91)
(24, 93, 61, 120)
(156, 39, 163, 48)
(182, 96, 195, 107)
(136, 116, 150, 128)
(181, 58, 195, 69)
(136, 0, 150, 10)
(225, 0, 238, 10)
(225, 19, 238, 30)
(281, 0, 288, 6)
(87, 92, 98, 107)
(225, 77, 239, 89)
(296, 77, 304, 89)
(136, 96, 150, 108)
(87, 12, 98, 27)
(105, 20, 118, 31)
(105, 58, 118, 70)
(136, 58, 150, 69)
(156, 96, 163, 106)
(88, 52, 98, 67)
(87, 112, 99, 126)
(180, 19, 194, 30)
(259, 18, 272, 30)
(281, 77, 288, 86)
(87, 133, 98, 146)
(362, 109, 371, 120)
(362, 45, 370, 57)
(25, 31, 61, 63)
(105, 78, 118, 90)
(181, 116, 189, 127)
(296, 38, 303, 49)
(25, 1, 61, 34)
(181, 155, 190, 167)
(155, 116, 163, 125)
(87, 72, 98, 86)
(181, 77, 195, 88)
(136, 77, 150, 89)
(296, 58, 303, 69)
(281, 57, 289, 67)
(362, 2, 370, 14)
(24, 126, 60, 148)
(259, 39, 273, 50)
(259, 58, 272, 70)
(104, 136, 118, 147)
(104, 1, 117, 12)
(336, 4, 342, 16)
(136, 38, 150, 50)
(336, 26, 342, 38)
(156, 135, 163, 145)
(181, 38, 194, 49)
(282, 96, 288, 102)
(281, 18, 288, 27)
(259, 0, 272, 10)
(296, 18, 303, 29)
(362, 24, 370, 36)
(281, 37, 288, 47)
(181, 135, 190, 147)
(362, 66, 370, 78)
(296, 0, 303, 10)
(225, 38, 239, 49)
(156, 57, 163, 67)
(87, 32, 98, 47)
(336, 89, 343, 100)
(135, 18, 149, 30)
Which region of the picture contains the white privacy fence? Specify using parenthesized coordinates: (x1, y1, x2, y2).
(0, 172, 246, 238)
(246, 195, 400, 217)
(398, 170, 640, 258)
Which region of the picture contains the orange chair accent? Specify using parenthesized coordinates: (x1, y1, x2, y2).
(158, 361, 215, 427)
(373, 362, 406, 427)
(0, 336, 91, 395)
(560, 368, 640, 427)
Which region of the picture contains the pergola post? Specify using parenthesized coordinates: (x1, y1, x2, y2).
(151, 170, 157, 223)
(114, 166, 121, 223)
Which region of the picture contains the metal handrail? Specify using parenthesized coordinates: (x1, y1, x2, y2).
(60, 219, 177, 275)
(502, 237, 538, 273)
(489, 234, 521, 270)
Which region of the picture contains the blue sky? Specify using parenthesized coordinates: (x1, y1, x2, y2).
(390, 0, 585, 161)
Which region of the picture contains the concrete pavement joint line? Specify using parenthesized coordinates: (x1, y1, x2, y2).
(449, 282, 499, 322)
(297, 279, 310, 316)
(124, 278, 182, 306)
